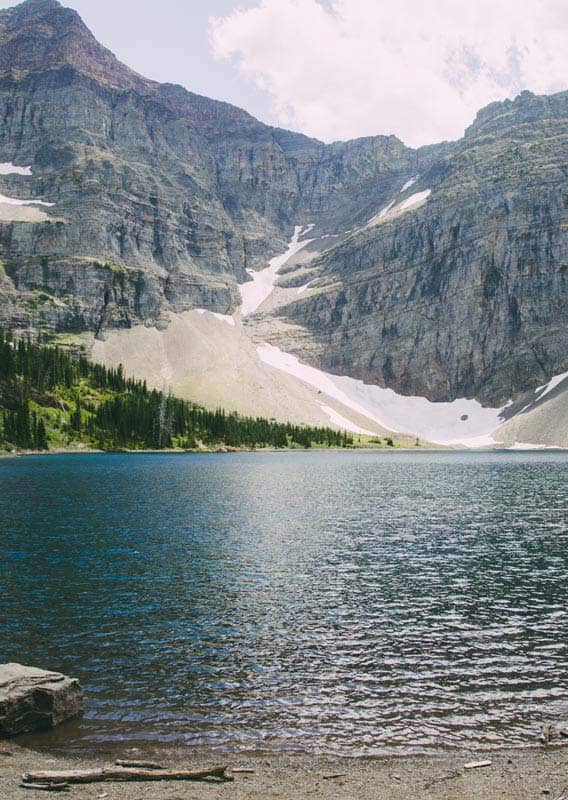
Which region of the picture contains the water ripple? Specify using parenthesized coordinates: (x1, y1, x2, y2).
(1, 451, 567, 756)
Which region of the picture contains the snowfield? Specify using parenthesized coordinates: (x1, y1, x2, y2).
(0, 162, 32, 176)
(535, 370, 568, 401)
(257, 343, 508, 445)
(400, 176, 418, 192)
(239, 224, 315, 316)
(319, 404, 376, 436)
(399, 189, 431, 211)
(0, 192, 54, 206)
(368, 201, 394, 224)
(368, 190, 431, 226)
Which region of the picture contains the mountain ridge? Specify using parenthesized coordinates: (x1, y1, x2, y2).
(0, 0, 567, 435)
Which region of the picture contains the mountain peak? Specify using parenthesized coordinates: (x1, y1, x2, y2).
(0, 0, 147, 91)
(2, 0, 72, 29)
(465, 88, 568, 140)
(0, 0, 270, 130)
(16, 0, 63, 10)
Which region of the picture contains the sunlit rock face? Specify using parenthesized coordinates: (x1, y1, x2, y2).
(0, 0, 425, 333)
(0, 0, 568, 405)
(265, 92, 568, 404)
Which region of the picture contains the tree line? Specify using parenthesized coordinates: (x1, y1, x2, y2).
(0, 330, 354, 451)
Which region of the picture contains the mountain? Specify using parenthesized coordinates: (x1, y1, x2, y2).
(0, 0, 432, 330)
(267, 91, 568, 405)
(0, 0, 567, 447)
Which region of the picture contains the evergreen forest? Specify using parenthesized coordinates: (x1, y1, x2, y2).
(0, 331, 356, 452)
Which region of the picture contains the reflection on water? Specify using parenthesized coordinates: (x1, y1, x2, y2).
(1, 451, 568, 757)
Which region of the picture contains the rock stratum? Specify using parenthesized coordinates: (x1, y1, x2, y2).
(1, 0, 567, 446)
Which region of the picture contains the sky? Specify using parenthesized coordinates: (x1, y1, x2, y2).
(2, 0, 568, 147)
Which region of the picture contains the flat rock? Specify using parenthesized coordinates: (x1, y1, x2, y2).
(0, 663, 82, 738)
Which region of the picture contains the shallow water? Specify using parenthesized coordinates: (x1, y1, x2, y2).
(1, 451, 567, 757)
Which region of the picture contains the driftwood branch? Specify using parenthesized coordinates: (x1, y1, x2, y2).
(22, 766, 233, 785)
(114, 759, 163, 770)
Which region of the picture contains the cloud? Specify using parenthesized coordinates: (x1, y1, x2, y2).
(209, 0, 568, 147)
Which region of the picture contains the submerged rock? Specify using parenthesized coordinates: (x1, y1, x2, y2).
(0, 663, 82, 737)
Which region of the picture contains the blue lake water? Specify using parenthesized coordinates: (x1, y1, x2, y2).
(1, 450, 567, 757)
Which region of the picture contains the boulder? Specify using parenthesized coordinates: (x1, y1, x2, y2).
(0, 663, 83, 737)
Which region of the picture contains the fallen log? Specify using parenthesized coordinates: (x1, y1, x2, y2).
(114, 759, 163, 769)
(464, 761, 492, 770)
(23, 770, 106, 785)
(22, 766, 233, 784)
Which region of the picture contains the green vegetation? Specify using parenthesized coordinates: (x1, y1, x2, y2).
(0, 331, 354, 452)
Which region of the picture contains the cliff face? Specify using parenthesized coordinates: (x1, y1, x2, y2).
(0, 0, 425, 336)
(266, 91, 568, 403)
(0, 0, 567, 405)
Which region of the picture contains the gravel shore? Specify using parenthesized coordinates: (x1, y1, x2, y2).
(1, 743, 567, 799)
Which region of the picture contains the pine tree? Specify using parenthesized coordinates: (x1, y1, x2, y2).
(70, 398, 82, 433)
(35, 417, 48, 450)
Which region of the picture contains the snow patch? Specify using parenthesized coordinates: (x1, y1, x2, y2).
(368, 190, 431, 226)
(400, 176, 418, 192)
(239, 224, 315, 316)
(535, 369, 568, 401)
(379, 202, 395, 218)
(194, 309, 236, 326)
(0, 162, 32, 176)
(506, 442, 563, 451)
(300, 223, 315, 237)
(368, 201, 394, 224)
(257, 343, 507, 446)
(399, 189, 431, 211)
(0, 192, 54, 207)
(320, 405, 376, 436)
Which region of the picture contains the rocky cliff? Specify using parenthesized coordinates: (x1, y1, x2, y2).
(261, 91, 568, 404)
(0, 0, 429, 335)
(0, 0, 567, 408)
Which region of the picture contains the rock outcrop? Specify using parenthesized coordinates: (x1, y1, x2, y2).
(0, 663, 83, 737)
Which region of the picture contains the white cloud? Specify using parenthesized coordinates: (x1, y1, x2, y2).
(209, 0, 568, 147)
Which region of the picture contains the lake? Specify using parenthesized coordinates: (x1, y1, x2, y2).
(1, 451, 567, 757)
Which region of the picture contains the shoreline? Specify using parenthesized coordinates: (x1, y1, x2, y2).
(3, 444, 568, 459)
(0, 443, 441, 458)
(2, 741, 567, 799)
